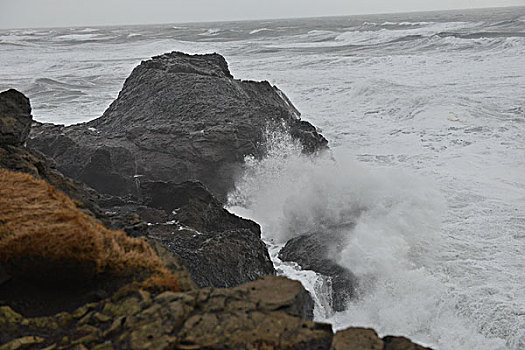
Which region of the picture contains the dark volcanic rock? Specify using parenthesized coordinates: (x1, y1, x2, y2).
(28, 51, 327, 202)
(0, 89, 32, 146)
(143, 180, 275, 288)
(149, 225, 274, 289)
(279, 225, 357, 312)
(1, 89, 275, 289)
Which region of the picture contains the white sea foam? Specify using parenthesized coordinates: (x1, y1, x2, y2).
(227, 129, 508, 349)
(334, 22, 482, 46)
(249, 28, 271, 35)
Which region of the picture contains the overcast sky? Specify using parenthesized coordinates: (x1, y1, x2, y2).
(1, 0, 524, 29)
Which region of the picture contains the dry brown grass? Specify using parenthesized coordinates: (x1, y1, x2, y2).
(0, 169, 179, 291)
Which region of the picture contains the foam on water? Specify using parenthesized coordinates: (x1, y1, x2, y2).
(227, 129, 509, 349)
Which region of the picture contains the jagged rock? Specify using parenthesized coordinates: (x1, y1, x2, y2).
(28, 51, 327, 202)
(0, 277, 332, 350)
(331, 328, 432, 350)
(331, 328, 383, 350)
(144, 238, 196, 292)
(0, 89, 32, 146)
(279, 226, 357, 312)
(121, 179, 276, 288)
(382, 336, 432, 350)
(0, 276, 433, 349)
(148, 224, 274, 289)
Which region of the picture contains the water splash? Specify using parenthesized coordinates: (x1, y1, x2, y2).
(227, 128, 507, 349)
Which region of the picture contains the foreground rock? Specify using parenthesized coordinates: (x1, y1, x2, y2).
(1, 275, 325, 349)
(331, 328, 431, 350)
(279, 225, 357, 312)
(1, 275, 430, 350)
(1, 88, 275, 289)
(28, 51, 327, 202)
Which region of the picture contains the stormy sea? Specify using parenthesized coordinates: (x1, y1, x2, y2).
(1, 6, 524, 349)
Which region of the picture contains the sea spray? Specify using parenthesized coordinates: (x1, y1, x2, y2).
(227, 129, 507, 349)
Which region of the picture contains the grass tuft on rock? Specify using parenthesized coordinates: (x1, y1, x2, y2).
(0, 169, 179, 315)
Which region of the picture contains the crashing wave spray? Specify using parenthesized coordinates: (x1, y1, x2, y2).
(227, 129, 508, 349)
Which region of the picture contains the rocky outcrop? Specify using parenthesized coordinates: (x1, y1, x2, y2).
(0, 88, 275, 289)
(279, 226, 357, 312)
(0, 89, 32, 146)
(331, 328, 432, 350)
(0, 276, 431, 350)
(0, 277, 325, 349)
(140, 180, 275, 288)
(28, 52, 327, 202)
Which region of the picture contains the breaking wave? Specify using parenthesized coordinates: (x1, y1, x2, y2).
(227, 129, 508, 349)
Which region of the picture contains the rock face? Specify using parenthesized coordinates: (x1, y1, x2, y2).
(331, 328, 432, 350)
(0, 277, 431, 349)
(1, 88, 275, 289)
(28, 51, 327, 202)
(279, 226, 357, 312)
(0, 277, 331, 350)
(140, 180, 275, 288)
(0, 89, 127, 231)
(0, 89, 32, 146)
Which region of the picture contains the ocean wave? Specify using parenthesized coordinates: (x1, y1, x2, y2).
(249, 28, 271, 35)
(28, 78, 95, 99)
(227, 128, 507, 349)
(381, 21, 434, 26)
(198, 28, 221, 36)
(334, 21, 483, 46)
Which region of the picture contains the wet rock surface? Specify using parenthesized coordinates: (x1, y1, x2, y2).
(28, 51, 327, 202)
(279, 225, 358, 312)
(144, 180, 275, 288)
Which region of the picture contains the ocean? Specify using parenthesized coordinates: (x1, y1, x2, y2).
(1, 6, 524, 349)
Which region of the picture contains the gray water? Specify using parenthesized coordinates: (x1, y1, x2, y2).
(1, 6, 524, 349)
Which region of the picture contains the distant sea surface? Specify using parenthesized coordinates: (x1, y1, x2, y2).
(1, 7, 524, 349)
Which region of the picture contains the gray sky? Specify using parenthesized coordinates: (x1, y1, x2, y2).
(1, 0, 524, 29)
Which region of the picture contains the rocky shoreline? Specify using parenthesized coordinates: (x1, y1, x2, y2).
(0, 52, 431, 349)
